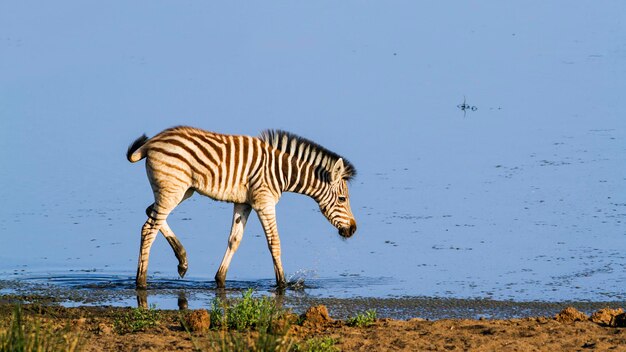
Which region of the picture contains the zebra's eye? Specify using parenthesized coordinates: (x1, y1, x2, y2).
(338, 196, 347, 203)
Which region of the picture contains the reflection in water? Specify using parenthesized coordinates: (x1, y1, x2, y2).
(5, 273, 397, 309)
(136, 286, 288, 310)
(177, 291, 188, 310)
(215, 287, 227, 303)
(5, 272, 626, 320)
(136, 289, 189, 310)
(136, 289, 147, 309)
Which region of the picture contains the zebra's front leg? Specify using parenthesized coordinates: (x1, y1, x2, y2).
(215, 203, 252, 288)
(256, 205, 286, 288)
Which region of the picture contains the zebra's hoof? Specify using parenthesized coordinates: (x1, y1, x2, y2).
(178, 264, 188, 278)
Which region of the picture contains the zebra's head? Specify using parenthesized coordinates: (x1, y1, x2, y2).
(319, 158, 357, 238)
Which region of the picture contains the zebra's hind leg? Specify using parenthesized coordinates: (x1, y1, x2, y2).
(163, 224, 189, 278)
(145, 189, 194, 278)
(136, 217, 160, 290)
(136, 190, 186, 289)
(215, 203, 252, 288)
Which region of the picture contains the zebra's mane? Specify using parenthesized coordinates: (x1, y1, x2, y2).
(259, 129, 356, 181)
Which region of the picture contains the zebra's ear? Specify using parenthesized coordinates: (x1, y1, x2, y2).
(331, 158, 345, 184)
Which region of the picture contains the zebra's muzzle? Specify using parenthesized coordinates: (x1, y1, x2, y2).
(338, 222, 357, 238)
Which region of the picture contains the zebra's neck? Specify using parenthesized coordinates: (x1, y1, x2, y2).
(258, 129, 355, 205)
(280, 154, 330, 203)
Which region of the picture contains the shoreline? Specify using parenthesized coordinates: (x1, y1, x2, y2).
(1, 286, 625, 321)
(1, 298, 625, 351)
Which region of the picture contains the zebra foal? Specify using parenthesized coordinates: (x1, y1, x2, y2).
(126, 126, 357, 289)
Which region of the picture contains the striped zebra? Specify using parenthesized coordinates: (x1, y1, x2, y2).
(126, 126, 357, 289)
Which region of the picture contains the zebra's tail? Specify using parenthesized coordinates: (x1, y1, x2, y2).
(127, 134, 149, 163)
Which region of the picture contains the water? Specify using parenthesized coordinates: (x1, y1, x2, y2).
(1, 2, 625, 314)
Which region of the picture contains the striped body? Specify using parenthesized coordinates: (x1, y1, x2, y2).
(127, 126, 357, 289)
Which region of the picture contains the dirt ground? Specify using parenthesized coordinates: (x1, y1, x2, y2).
(2, 304, 626, 351)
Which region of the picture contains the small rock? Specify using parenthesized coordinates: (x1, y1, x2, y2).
(612, 313, 626, 327)
(590, 308, 624, 326)
(184, 309, 211, 332)
(301, 305, 333, 326)
(555, 307, 588, 323)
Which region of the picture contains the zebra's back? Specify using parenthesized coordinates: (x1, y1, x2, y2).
(143, 126, 266, 203)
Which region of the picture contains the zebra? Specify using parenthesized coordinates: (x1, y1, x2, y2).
(126, 126, 357, 289)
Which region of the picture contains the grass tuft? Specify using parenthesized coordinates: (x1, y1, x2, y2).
(0, 305, 82, 352)
(113, 304, 161, 334)
(296, 336, 339, 352)
(209, 289, 283, 332)
(187, 289, 294, 351)
(346, 309, 377, 327)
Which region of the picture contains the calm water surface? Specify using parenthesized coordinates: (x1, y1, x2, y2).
(1, 2, 625, 311)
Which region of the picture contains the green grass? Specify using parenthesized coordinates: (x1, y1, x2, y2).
(209, 289, 284, 332)
(0, 305, 81, 352)
(296, 337, 339, 352)
(345, 309, 377, 327)
(186, 289, 294, 351)
(113, 304, 161, 334)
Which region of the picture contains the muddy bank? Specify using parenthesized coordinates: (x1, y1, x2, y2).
(0, 281, 626, 320)
(1, 301, 626, 351)
(3, 278, 626, 321)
